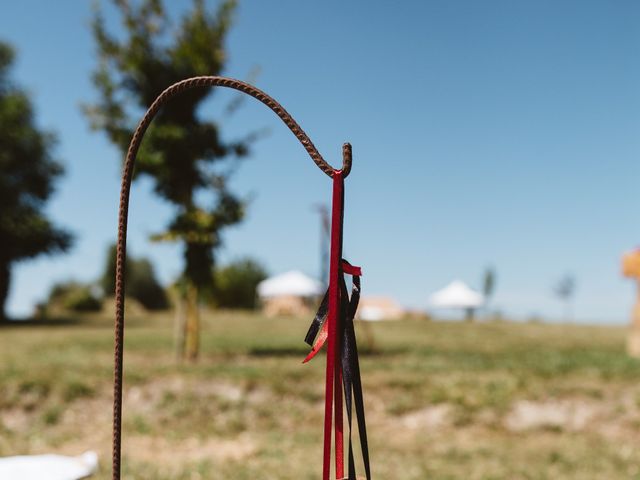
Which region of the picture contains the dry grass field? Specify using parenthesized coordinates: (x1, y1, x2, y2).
(2, 312, 640, 479)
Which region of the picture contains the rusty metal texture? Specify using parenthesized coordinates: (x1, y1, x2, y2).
(113, 76, 352, 479)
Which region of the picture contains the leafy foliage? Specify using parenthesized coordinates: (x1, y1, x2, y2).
(85, 0, 246, 281)
(85, 0, 249, 358)
(553, 274, 577, 321)
(482, 267, 496, 300)
(212, 258, 267, 309)
(554, 275, 576, 301)
(101, 243, 169, 310)
(47, 281, 102, 312)
(0, 40, 72, 319)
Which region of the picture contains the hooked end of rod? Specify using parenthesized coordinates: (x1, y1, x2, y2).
(341, 143, 352, 178)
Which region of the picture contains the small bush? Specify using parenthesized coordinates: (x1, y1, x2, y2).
(63, 380, 95, 402)
(63, 286, 102, 312)
(101, 243, 169, 310)
(47, 281, 102, 312)
(212, 258, 267, 310)
(43, 406, 63, 425)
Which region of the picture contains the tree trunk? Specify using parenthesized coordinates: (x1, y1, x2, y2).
(465, 307, 475, 322)
(174, 290, 187, 362)
(183, 282, 200, 361)
(0, 261, 10, 322)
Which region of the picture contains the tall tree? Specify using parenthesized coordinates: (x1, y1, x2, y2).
(85, 0, 249, 359)
(553, 274, 576, 322)
(482, 266, 496, 319)
(0, 41, 72, 320)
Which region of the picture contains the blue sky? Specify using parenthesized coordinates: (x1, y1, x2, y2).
(2, 0, 639, 322)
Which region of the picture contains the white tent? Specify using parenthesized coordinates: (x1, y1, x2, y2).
(257, 271, 323, 298)
(357, 296, 405, 321)
(428, 280, 484, 309)
(0, 451, 98, 480)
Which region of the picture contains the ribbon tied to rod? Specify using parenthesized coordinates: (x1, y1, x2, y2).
(303, 170, 371, 480)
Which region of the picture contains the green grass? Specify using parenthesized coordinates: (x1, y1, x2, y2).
(2, 312, 640, 479)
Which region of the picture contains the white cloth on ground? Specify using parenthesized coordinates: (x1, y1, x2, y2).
(0, 451, 98, 480)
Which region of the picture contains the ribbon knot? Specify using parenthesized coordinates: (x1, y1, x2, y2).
(304, 258, 371, 480)
(303, 259, 361, 364)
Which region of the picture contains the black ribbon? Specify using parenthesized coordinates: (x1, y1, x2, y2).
(304, 289, 328, 347)
(305, 259, 371, 480)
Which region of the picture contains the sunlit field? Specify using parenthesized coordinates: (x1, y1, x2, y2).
(2, 312, 640, 479)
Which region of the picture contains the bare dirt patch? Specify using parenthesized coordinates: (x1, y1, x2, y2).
(504, 399, 602, 432)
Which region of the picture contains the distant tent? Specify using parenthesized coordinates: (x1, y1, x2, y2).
(257, 271, 323, 317)
(429, 280, 484, 309)
(357, 296, 404, 321)
(257, 271, 323, 298)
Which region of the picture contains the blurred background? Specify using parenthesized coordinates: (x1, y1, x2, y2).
(1, 1, 639, 479)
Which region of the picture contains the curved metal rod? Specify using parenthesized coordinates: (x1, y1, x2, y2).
(112, 76, 352, 479)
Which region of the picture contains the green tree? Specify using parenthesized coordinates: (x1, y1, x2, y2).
(85, 0, 249, 359)
(0, 41, 72, 320)
(128, 258, 169, 310)
(47, 281, 103, 313)
(101, 243, 169, 310)
(553, 274, 576, 321)
(482, 266, 496, 319)
(213, 258, 267, 310)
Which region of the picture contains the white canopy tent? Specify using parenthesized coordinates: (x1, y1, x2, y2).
(429, 280, 484, 309)
(257, 271, 323, 298)
(357, 297, 405, 321)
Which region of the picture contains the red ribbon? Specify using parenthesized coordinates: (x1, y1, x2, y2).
(302, 170, 346, 479)
(325, 169, 344, 480)
(304, 170, 369, 480)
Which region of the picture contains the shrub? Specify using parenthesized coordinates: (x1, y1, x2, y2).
(101, 243, 169, 310)
(213, 258, 267, 310)
(47, 281, 102, 312)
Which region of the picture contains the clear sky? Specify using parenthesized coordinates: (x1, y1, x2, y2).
(2, 0, 639, 322)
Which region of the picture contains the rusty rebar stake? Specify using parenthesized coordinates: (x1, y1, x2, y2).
(113, 76, 352, 479)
